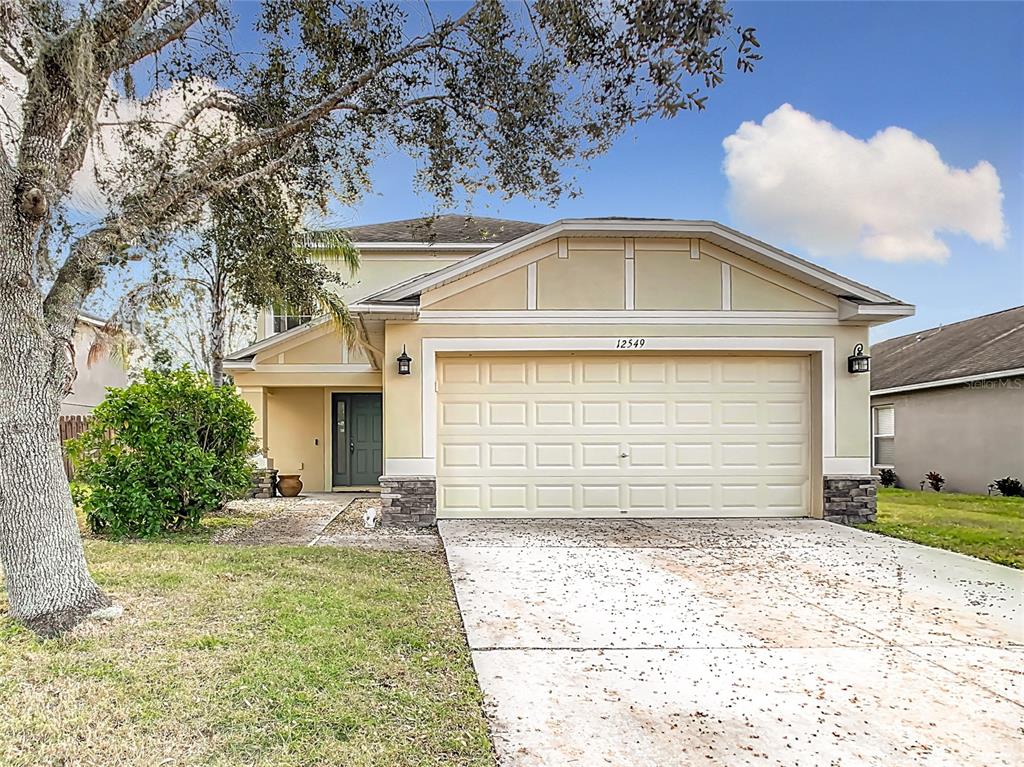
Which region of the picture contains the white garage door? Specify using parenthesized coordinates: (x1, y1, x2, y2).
(436, 354, 810, 518)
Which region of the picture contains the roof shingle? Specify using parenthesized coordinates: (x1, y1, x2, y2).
(345, 214, 542, 244)
(871, 305, 1024, 391)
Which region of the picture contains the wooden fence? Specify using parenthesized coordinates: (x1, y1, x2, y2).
(58, 414, 90, 480)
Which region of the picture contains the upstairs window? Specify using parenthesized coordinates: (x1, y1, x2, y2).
(272, 302, 314, 334)
(872, 405, 895, 468)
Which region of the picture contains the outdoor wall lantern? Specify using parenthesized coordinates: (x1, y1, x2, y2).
(396, 345, 413, 376)
(847, 343, 870, 374)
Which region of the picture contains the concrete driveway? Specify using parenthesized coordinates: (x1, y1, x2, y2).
(440, 519, 1024, 767)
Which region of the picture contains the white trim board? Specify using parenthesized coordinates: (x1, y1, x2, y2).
(384, 458, 437, 475)
(839, 298, 916, 321)
(822, 457, 872, 475)
(415, 310, 839, 325)
(871, 367, 1024, 396)
(238, 363, 376, 374)
(624, 239, 636, 311)
(416, 336, 837, 466)
(526, 262, 538, 310)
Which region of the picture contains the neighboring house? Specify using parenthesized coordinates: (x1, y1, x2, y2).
(870, 306, 1024, 494)
(61, 313, 129, 416)
(226, 215, 913, 526)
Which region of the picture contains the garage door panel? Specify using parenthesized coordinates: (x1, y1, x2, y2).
(441, 443, 482, 469)
(626, 484, 669, 509)
(489, 484, 529, 512)
(535, 484, 574, 512)
(440, 401, 482, 426)
(437, 355, 810, 518)
(488, 361, 528, 384)
(488, 442, 528, 468)
(535, 361, 574, 384)
(441, 484, 482, 512)
(580, 442, 621, 469)
(581, 360, 621, 384)
(535, 401, 574, 426)
(581, 484, 621, 510)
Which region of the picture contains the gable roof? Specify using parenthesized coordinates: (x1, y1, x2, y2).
(369, 218, 906, 305)
(227, 216, 915, 363)
(346, 214, 542, 245)
(871, 305, 1024, 393)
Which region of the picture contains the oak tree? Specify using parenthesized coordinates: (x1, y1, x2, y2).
(0, 0, 759, 635)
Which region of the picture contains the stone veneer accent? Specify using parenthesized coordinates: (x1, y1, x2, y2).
(379, 474, 877, 527)
(823, 475, 877, 525)
(380, 476, 437, 528)
(249, 468, 278, 499)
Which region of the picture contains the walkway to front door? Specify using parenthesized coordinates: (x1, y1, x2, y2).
(440, 519, 1023, 766)
(331, 393, 382, 487)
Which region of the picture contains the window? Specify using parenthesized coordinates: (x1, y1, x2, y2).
(272, 302, 314, 334)
(873, 405, 895, 468)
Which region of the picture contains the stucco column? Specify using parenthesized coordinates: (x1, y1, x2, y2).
(239, 386, 270, 459)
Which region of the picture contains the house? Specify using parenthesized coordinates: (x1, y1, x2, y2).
(226, 216, 914, 526)
(870, 306, 1024, 494)
(61, 313, 129, 416)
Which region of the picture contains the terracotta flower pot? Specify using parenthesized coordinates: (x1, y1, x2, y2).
(277, 474, 303, 497)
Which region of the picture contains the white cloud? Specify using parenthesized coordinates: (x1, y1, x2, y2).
(722, 104, 1006, 263)
(1, 62, 228, 217)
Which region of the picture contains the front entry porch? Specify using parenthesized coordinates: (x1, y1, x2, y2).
(237, 384, 384, 493)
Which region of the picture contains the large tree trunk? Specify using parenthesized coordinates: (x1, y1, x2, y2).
(0, 171, 111, 637)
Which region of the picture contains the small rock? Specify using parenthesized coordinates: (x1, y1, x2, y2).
(88, 604, 124, 621)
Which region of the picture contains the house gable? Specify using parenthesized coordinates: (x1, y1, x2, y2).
(250, 321, 370, 366)
(634, 238, 721, 310)
(419, 234, 837, 314)
(425, 266, 528, 310)
(537, 238, 625, 310)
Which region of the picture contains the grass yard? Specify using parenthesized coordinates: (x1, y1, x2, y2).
(861, 488, 1024, 568)
(0, 540, 495, 767)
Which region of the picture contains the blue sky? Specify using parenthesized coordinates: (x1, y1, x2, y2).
(335, 1, 1023, 343)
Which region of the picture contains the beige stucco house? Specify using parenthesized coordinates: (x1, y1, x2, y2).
(870, 306, 1024, 494)
(227, 216, 914, 526)
(61, 314, 129, 416)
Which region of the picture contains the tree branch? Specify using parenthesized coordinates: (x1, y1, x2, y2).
(42, 2, 481, 339)
(0, 40, 28, 73)
(154, 90, 241, 168)
(176, 2, 481, 194)
(0, 130, 12, 178)
(93, 0, 157, 46)
(210, 142, 298, 195)
(114, 0, 212, 68)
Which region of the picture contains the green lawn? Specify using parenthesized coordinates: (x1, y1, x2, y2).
(860, 488, 1024, 568)
(0, 541, 495, 767)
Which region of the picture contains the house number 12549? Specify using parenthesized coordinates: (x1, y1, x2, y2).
(616, 338, 646, 349)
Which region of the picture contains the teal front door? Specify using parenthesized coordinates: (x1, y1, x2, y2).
(332, 393, 383, 487)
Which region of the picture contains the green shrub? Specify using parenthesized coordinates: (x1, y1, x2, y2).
(924, 471, 945, 492)
(68, 480, 92, 508)
(993, 477, 1024, 497)
(68, 368, 256, 537)
(878, 468, 898, 488)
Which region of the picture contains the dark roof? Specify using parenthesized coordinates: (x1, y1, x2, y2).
(345, 214, 542, 244)
(871, 305, 1024, 390)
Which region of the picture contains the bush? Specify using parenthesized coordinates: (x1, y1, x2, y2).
(924, 471, 945, 492)
(993, 477, 1024, 497)
(68, 480, 92, 508)
(68, 368, 256, 537)
(878, 468, 898, 488)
